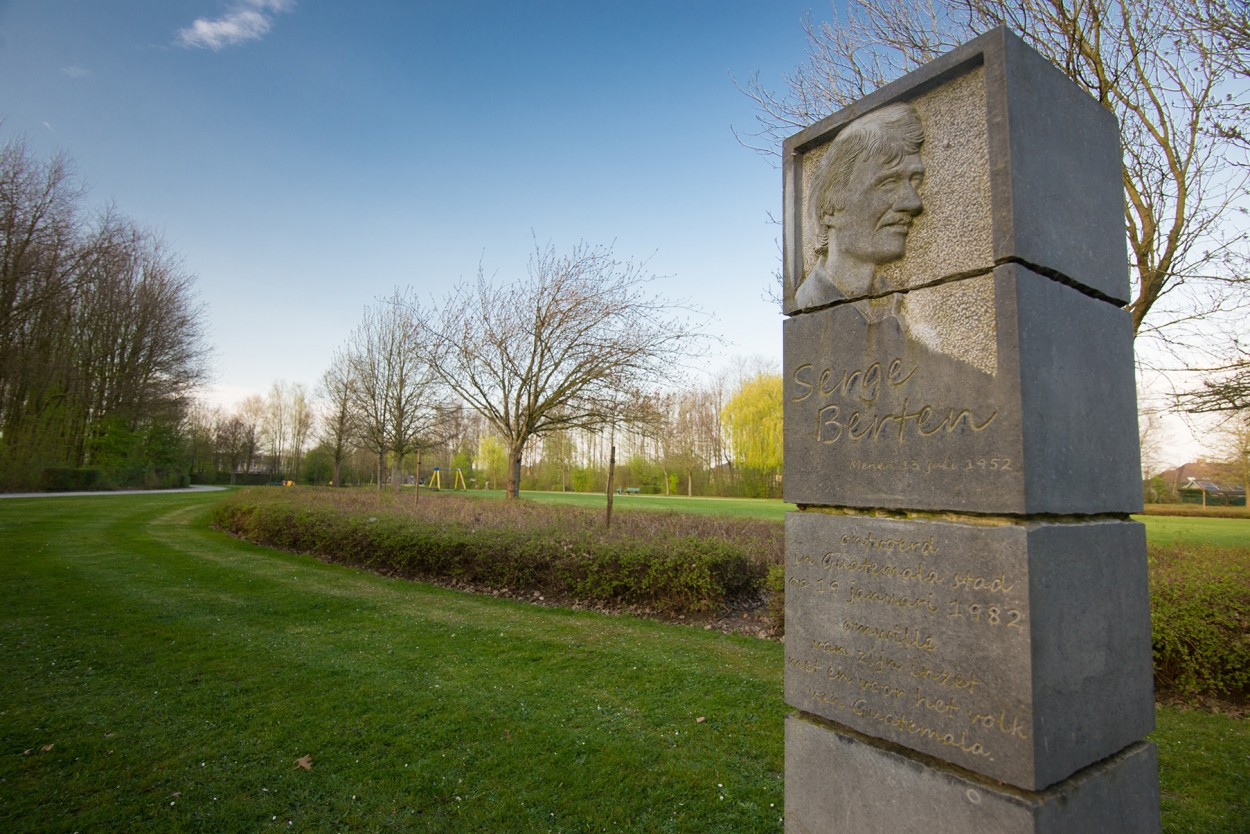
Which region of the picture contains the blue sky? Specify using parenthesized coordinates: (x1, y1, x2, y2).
(0, 0, 813, 404)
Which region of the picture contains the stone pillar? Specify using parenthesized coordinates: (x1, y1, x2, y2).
(781, 27, 1161, 833)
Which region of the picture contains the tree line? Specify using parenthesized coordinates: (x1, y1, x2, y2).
(0, 136, 208, 490)
(189, 243, 786, 498)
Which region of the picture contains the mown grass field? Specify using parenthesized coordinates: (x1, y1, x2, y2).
(1, 490, 1246, 833)
(1137, 515, 1250, 547)
(449, 488, 798, 521)
(449, 488, 1250, 546)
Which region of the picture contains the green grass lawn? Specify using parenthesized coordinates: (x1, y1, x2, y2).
(434, 487, 1250, 545)
(1, 491, 1245, 832)
(1136, 515, 1250, 547)
(441, 488, 798, 521)
(1, 492, 784, 833)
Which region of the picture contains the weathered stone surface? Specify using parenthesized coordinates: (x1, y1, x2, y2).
(784, 512, 1153, 790)
(783, 263, 1141, 514)
(986, 31, 1128, 304)
(785, 714, 1162, 834)
(783, 27, 1128, 314)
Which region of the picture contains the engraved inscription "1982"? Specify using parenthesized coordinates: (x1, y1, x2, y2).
(948, 600, 1024, 627)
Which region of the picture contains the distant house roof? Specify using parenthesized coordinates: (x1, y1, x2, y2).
(1179, 476, 1245, 496)
(1157, 461, 1241, 492)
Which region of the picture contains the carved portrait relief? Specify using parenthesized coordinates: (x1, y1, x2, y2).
(798, 102, 927, 308)
(795, 67, 996, 377)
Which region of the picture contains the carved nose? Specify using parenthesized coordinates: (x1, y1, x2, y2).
(898, 186, 923, 215)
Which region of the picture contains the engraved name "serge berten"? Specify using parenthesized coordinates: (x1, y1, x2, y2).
(790, 359, 997, 443)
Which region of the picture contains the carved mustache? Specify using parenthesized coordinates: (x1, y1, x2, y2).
(876, 213, 917, 232)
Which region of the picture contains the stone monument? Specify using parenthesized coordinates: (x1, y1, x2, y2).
(782, 27, 1161, 833)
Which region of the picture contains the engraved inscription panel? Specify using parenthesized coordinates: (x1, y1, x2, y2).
(784, 273, 1022, 512)
(784, 513, 1036, 788)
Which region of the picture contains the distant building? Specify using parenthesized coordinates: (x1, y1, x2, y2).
(1156, 461, 1246, 506)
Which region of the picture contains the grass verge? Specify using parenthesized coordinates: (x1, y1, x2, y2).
(2, 491, 1245, 832)
(410, 488, 1250, 544)
(1, 491, 785, 833)
(1141, 504, 1250, 519)
(412, 487, 799, 521)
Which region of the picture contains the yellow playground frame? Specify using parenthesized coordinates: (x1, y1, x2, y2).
(426, 467, 467, 490)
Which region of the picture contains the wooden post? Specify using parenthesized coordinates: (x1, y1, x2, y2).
(606, 444, 616, 529)
(414, 448, 422, 506)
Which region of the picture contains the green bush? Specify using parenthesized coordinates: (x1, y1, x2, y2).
(210, 488, 779, 614)
(40, 467, 100, 491)
(1150, 542, 1250, 700)
(37, 466, 187, 492)
(766, 564, 785, 633)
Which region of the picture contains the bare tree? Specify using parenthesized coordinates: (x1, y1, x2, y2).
(184, 400, 219, 480)
(345, 305, 390, 487)
(237, 394, 265, 475)
(215, 413, 249, 485)
(1210, 411, 1250, 491)
(1138, 406, 1172, 479)
(737, 0, 1249, 348)
(0, 139, 83, 453)
(347, 291, 443, 492)
(317, 348, 359, 487)
(669, 388, 712, 496)
(260, 381, 292, 479)
(414, 241, 705, 499)
(288, 383, 314, 482)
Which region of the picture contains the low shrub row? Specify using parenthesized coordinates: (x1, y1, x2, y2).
(1140, 503, 1250, 519)
(210, 488, 779, 613)
(1150, 542, 1250, 700)
(212, 490, 1249, 703)
(40, 466, 190, 492)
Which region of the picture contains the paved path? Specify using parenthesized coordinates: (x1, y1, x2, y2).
(0, 485, 228, 499)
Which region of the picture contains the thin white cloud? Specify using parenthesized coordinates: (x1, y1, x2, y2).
(176, 0, 294, 51)
(62, 65, 91, 78)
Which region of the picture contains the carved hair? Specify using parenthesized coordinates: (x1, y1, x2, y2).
(809, 102, 925, 256)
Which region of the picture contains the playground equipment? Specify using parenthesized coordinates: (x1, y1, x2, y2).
(426, 467, 467, 491)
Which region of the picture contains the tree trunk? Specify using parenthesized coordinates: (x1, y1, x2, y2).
(507, 443, 524, 499)
(688, 468, 693, 497)
(605, 444, 616, 529)
(331, 458, 340, 488)
(392, 453, 402, 493)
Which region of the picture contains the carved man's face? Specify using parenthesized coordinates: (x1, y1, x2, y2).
(824, 152, 925, 267)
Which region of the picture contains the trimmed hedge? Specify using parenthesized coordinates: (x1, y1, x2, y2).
(1150, 542, 1250, 700)
(40, 466, 189, 491)
(1140, 504, 1250, 519)
(210, 489, 775, 614)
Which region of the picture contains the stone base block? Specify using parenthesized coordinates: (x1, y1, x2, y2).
(785, 713, 1160, 834)
(785, 512, 1154, 790)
